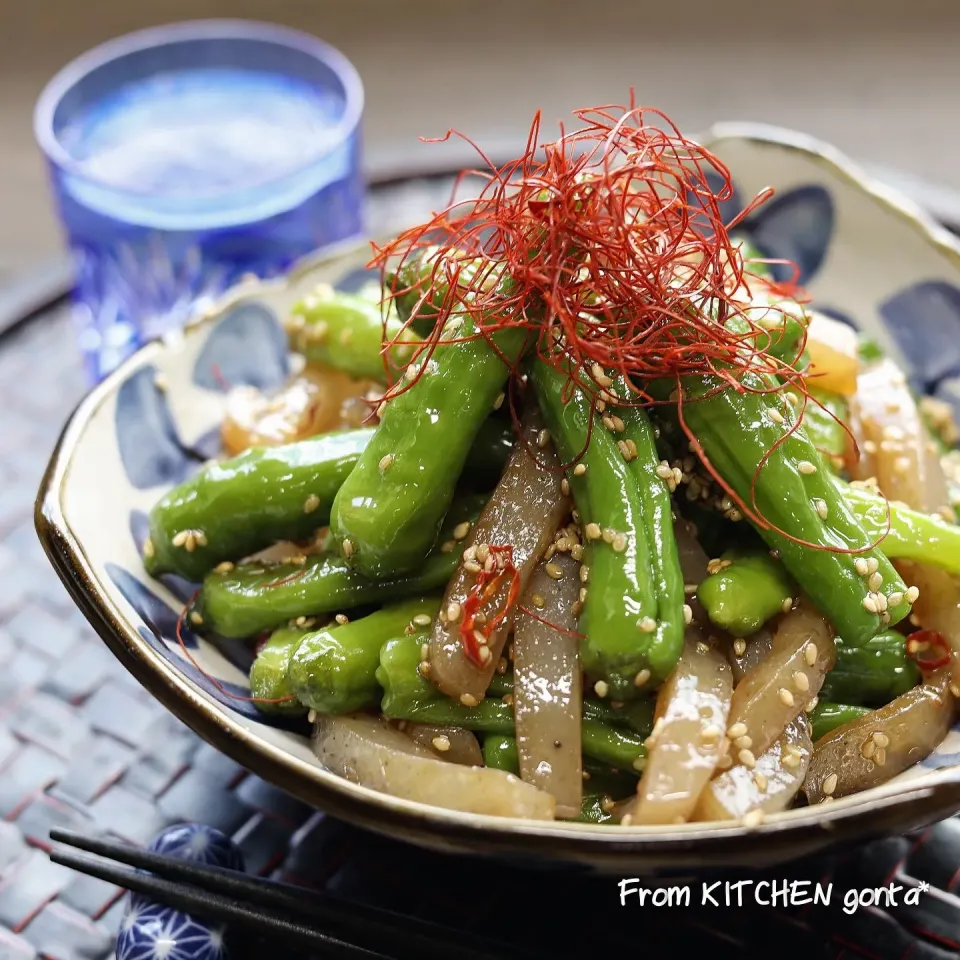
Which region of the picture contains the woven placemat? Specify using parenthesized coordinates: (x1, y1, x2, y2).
(1, 179, 959, 960)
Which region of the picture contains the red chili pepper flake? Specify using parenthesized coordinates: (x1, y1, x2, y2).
(906, 630, 952, 671)
(459, 545, 521, 667)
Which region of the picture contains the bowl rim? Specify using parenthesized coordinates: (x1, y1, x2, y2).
(34, 121, 960, 866)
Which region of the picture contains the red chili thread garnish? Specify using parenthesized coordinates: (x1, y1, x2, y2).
(366, 93, 888, 555)
(210, 363, 232, 392)
(459, 545, 521, 666)
(515, 604, 586, 640)
(176, 593, 297, 704)
(906, 630, 952, 671)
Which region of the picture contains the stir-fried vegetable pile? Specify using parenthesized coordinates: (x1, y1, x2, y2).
(143, 103, 960, 827)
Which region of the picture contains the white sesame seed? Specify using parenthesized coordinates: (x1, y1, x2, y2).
(446, 602, 462, 623)
(767, 408, 785, 424)
(874, 591, 888, 613)
(862, 595, 878, 614)
(905, 585, 920, 604)
(754, 772, 769, 792)
(476, 544, 490, 564)
(190, 611, 203, 625)
(887, 591, 904, 607)
(683, 604, 693, 625)
(867, 557, 879, 575)
(342, 538, 355, 559)
(733, 638, 747, 656)
(545, 562, 564, 580)
(778, 687, 795, 707)
(573, 463, 587, 476)
(726, 724, 747, 744)
(412, 613, 432, 628)
(143, 537, 155, 559)
(612, 533, 627, 553)
(580, 565, 590, 584)
(561, 478, 571, 496)
(872, 732, 890, 748)
(303, 494, 321, 514)
(451, 522, 471, 542)
(742, 808, 766, 829)
(421, 642, 430, 660)
(822, 773, 838, 796)
(460, 693, 478, 707)
(432, 735, 451, 752)
(479, 646, 492, 664)
(791, 671, 809, 694)
(700, 724, 721, 743)
(782, 753, 801, 769)
(307, 709, 317, 724)
(585, 522, 602, 540)
(537, 429, 551, 448)
(493, 392, 505, 410)
(638, 616, 657, 633)
(814, 499, 829, 520)
(782, 597, 793, 613)
(797, 460, 817, 475)
(951, 684, 960, 698)
(739, 749, 756, 769)
(875, 748, 887, 766)
(335, 613, 349, 625)
(868, 571, 883, 592)
(213, 561, 234, 574)
(594, 680, 609, 698)
(854, 558, 869, 576)
(378, 454, 395, 473)
(735, 735, 753, 750)
(860, 739, 876, 759)
(633, 669, 651, 688)
(171, 530, 189, 548)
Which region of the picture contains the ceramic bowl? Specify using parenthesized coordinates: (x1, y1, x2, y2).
(36, 124, 960, 875)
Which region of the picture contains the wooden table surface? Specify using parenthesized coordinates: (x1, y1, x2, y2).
(2, 0, 959, 278)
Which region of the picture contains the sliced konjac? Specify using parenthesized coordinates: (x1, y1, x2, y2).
(428, 404, 569, 702)
(513, 551, 583, 818)
(803, 668, 955, 804)
(890, 560, 960, 692)
(725, 601, 835, 761)
(693, 716, 812, 822)
(221, 366, 372, 456)
(400, 723, 484, 766)
(728, 627, 774, 684)
(847, 357, 950, 515)
(674, 514, 711, 626)
(312, 714, 555, 819)
(621, 628, 732, 825)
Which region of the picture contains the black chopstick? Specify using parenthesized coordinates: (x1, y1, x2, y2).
(50, 845, 389, 959)
(50, 829, 533, 960)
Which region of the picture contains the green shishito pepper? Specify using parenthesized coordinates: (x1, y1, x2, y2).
(145, 429, 374, 582)
(795, 387, 850, 472)
(287, 289, 414, 383)
(249, 626, 312, 717)
(330, 258, 527, 579)
(820, 630, 921, 707)
(144, 420, 514, 584)
(377, 634, 648, 772)
(676, 364, 910, 646)
(839, 478, 960, 576)
(197, 495, 487, 638)
(809, 701, 871, 742)
(608, 374, 687, 685)
(532, 359, 671, 696)
(288, 595, 441, 715)
(482, 734, 520, 773)
(697, 549, 794, 638)
(385, 249, 486, 337)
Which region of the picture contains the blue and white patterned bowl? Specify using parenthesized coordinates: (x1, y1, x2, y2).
(35, 125, 960, 875)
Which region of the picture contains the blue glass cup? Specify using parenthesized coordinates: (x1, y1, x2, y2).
(34, 19, 365, 383)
